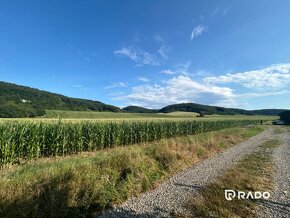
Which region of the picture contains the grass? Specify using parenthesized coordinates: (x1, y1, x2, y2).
(183, 139, 280, 218)
(39, 110, 278, 121)
(0, 126, 264, 218)
(273, 127, 286, 134)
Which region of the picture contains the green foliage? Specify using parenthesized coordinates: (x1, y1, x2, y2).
(0, 120, 260, 166)
(159, 103, 285, 116)
(122, 106, 158, 113)
(279, 110, 290, 124)
(0, 81, 120, 118)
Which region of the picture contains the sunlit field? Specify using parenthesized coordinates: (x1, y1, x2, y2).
(0, 110, 278, 122)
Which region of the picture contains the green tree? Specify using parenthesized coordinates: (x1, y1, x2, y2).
(279, 110, 290, 124)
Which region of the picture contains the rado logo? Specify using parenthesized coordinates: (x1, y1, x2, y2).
(225, 189, 270, 201)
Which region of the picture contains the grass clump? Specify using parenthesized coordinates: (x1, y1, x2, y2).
(0, 126, 265, 217)
(185, 139, 280, 218)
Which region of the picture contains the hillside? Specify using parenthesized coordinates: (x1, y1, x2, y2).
(122, 106, 158, 113)
(0, 81, 120, 118)
(159, 103, 252, 115)
(158, 103, 285, 116)
(0, 81, 285, 118)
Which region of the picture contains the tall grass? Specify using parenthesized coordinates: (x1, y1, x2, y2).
(0, 120, 260, 166)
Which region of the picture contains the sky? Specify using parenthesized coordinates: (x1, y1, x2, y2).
(1, 0, 290, 110)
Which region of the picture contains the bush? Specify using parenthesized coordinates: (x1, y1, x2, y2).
(279, 110, 290, 124)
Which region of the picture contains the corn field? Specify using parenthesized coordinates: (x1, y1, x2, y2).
(0, 119, 259, 166)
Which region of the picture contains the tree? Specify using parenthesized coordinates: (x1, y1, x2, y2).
(279, 110, 290, 124)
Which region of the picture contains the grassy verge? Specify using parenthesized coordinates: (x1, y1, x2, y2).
(183, 138, 280, 218)
(0, 126, 264, 218)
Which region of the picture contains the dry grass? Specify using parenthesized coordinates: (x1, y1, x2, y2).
(0, 126, 265, 218)
(184, 139, 280, 218)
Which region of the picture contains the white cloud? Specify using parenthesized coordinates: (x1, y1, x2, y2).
(160, 62, 191, 76)
(158, 45, 169, 59)
(138, 77, 150, 82)
(114, 75, 236, 108)
(114, 46, 160, 66)
(223, 8, 229, 16)
(160, 69, 176, 75)
(190, 25, 207, 40)
(73, 84, 84, 88)
(204, 63, 290, 90)
(238, 90, 290, 98)
(210, 8, 220, 17)
(106, 82, 128, 89)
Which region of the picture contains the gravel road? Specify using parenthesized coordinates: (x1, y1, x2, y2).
(101, 127, 275, 218)
(256, 129, 290, 218)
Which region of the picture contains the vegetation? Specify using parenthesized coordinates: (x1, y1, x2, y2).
(0, 119, 261, 166)
(0, 81, 285, 118)
(159, 103, 286, 116)
(44, 110, 178, 119)
(42, 110, 278, 120)
(184, 139, 280, 218)
(122, 106, 158, 113)
(0, 126, 264, 218)
(279, 110, 290, 124)
(0, 81, 119, 118)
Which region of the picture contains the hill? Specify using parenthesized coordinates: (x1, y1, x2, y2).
(158, 103, 286, 116)
(159, 103, 253, 115)
(249, 109, 286, 116)
(122, 106, 158, 113)
(0, 81, 120, 118)
(0, 81, 286, 118)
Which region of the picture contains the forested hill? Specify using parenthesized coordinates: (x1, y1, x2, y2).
(158, 103, 285, 116)
(0, 81, 120, 117)
(0, 81, 285, 118)
(122, 106, 158, 113)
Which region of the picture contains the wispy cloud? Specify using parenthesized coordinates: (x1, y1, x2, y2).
(190, 25, 207, 40)
(238, 90, 290, 98)
(114, 35, 170, 67)
(160, 69, 176, 75)
(158, 45, 169, 59)
(73, 84, 87, 90)
(210, 7, 229, 17)
(73, 84, 84, 88)
(160, 62, 191, 76)
(106, 82, 128, 89)
(204, 63, 290, 90)
(69, 45, 94, 62)
(138, 77, 150, 82)
(154, 35, 170, 59)
(222, 8, 229, 16)
(114, 46, 160, 66)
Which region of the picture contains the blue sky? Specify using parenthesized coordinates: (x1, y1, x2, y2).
(1, 0, 290, 109)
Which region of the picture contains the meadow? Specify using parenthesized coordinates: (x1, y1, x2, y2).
(43, 110, 278, 120)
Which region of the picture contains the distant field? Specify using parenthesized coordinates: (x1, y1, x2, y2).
(38, 110, 278, 121)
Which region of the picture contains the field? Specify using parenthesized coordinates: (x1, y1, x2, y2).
(0, 110, 279, 217)
(0, 111, 277, 166)
(0, 109, 277, 121)
(0, 125, 266, 217)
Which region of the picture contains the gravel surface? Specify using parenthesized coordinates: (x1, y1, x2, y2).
(256, 129, 290, 218)
(101, 127, 275, 218)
